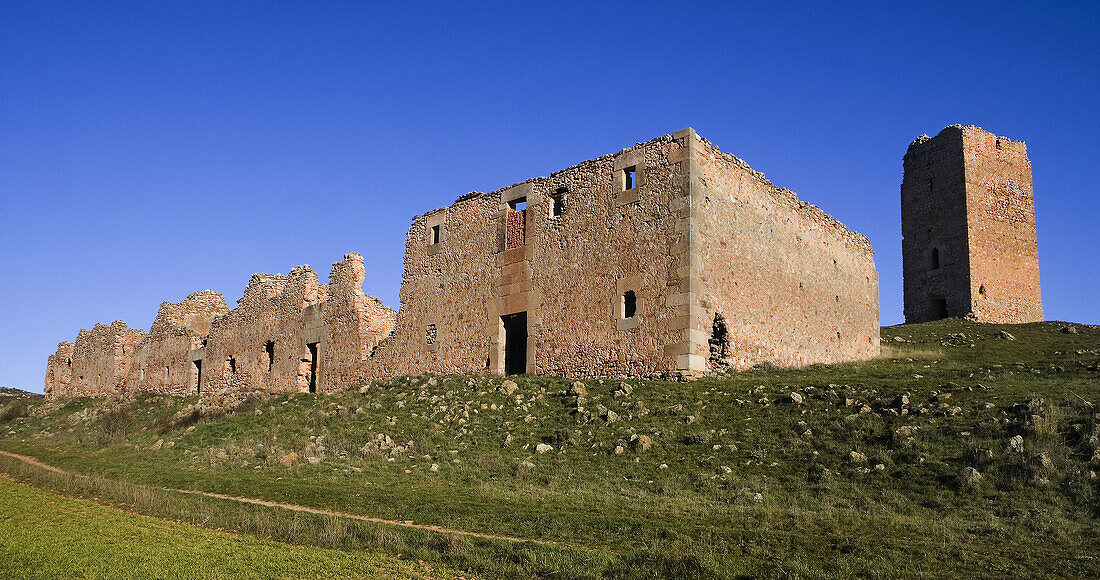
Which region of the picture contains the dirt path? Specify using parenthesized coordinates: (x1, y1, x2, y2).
(0, 449, 556, 547)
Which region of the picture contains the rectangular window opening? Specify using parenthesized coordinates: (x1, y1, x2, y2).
(265, 340, 275, 372)
(430, 224, 441, 245)
(550, 188, 566, 217)
(624, 166, 636, 190)
(426, 324, 437, 345)
(623, 290, 637, 319)
(509, 197, 527, 211)
(307, 342, 319, 393)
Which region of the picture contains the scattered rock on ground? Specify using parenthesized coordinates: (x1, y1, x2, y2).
(958, 467, 983, 487)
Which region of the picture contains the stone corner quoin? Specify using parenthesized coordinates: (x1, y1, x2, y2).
(43, 124, 1041, 400)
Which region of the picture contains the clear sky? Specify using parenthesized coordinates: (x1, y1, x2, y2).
(1, 1, 1097, 392)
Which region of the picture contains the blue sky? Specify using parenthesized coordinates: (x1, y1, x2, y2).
(1, 1, 1097, 392)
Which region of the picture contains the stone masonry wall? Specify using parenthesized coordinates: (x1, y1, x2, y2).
(321, 254, 398, 392)
(202, 266, 330, 396)
(901, 127, 972, 322)
(44, 342, 74, 399)
(66, 321, 145, 397)
(366, 129, 878, 379)
(45, 255, 395, 400)
(902, 125, 1042, 324)
(691, 130, 880, 369)
(961, 127, 1043, 323)
(45, 128, 885, 397)
(366, 133, 693, 379)
(126, 290, 229, 396)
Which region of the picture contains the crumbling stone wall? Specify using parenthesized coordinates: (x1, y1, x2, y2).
(66, 321, 145, 397)
(902, 125, 1042, 324)
(44, 342, 74, 399)
(126, 290, 229, 395)
(202, 266, 330, 396)
(691, 129, 880, 369)
(44, 255, 395, 400)
(321, 253, 398, 391)
(45, 127, 885, 397)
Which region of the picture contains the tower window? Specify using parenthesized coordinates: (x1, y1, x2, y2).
(624, 166, 636, 190)
(622, 290, 637, 319)
(509, 197, 526, 211)
(430, 224, 441, 245)
(931, 248, 940, 270)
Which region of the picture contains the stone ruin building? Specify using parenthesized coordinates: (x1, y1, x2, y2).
(901, 125, 1043, 324)
(61, 125, 1069, 400)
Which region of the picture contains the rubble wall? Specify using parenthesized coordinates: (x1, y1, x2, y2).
(366, 133, 693, 379)
(961, 127, 1043, 323)
(126, 290, 229, 395)
(66, 321, 145, 397)
(692, 130, 880, 369)
(901, 125, 1042, 324)
(44, 342, 74, 398)
(321, 253, 398, 391)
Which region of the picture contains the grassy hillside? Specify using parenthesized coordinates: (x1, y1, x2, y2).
(0, 474, 472, 579)
(1, 319, 1098, 578)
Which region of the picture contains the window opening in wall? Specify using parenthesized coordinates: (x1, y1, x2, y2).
(550, 187, 566, 217)
(709, 312, 730, 370)
(226, 356, 236, 375)
(307, 342, 319, 393)
(624, 166, 636, 190)
(164, 366, 170, 381)
(265, 340, 275, 372)
(66, 358, 71, 367)
(505, 197, 527, 250)
(501, 312, 527, 376)
(430, 224, 441, 245)
(192, 360, 202, 394)
(931, 247, 940, 270)
(622, 290, 637, 319)
(426, 324, 437, 345)
(979, 284, 986, 296)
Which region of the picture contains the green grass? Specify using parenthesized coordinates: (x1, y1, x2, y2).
(0, 473, 473, 579)
(1, 319, 1098, 578)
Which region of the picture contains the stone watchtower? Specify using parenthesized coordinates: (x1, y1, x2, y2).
(901, 125, 1042, 324)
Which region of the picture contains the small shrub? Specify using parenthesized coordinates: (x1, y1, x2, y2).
(97, 407, 134, 443)
(0, 401, 30, 424)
